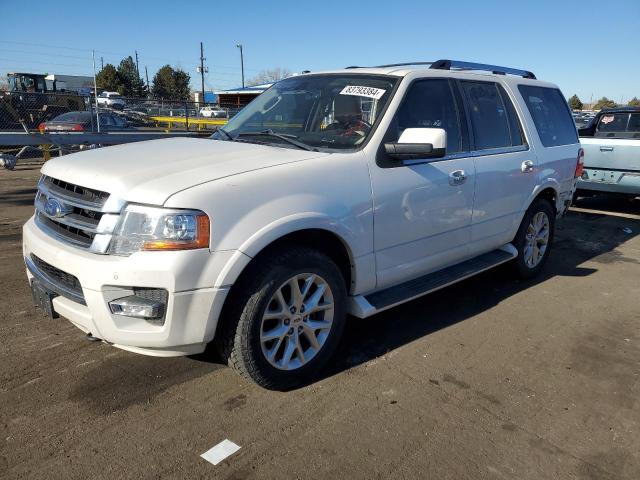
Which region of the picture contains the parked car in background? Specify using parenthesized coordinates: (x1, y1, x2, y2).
(96, 91, 126, 110)
(39, 111, 129, 132)
(200, 105, 228, 118)
(24, 59, 581, 389)
(577, 107, 640, 199)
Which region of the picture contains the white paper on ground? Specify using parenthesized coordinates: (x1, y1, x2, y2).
(201, 439, 241, 465)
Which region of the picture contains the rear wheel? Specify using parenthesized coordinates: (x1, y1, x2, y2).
(512, 199, 555, 279)
(217, 247, 346, 390)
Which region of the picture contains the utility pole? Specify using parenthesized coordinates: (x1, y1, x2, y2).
(145, 66, 150, 97)
(92, 50, 100, 133)
(135, 50, 140, 77)
(100, 56, 103, 71)
(196, 42, 208, 105)
(236, 44, 245, 88)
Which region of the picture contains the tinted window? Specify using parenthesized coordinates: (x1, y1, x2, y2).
(597, 113, 629, 132)
(461, 81, 513, 150)
(628, 114, 640, 132)
(518, 85, 578, 147)
(390, 79, 462, 154)
(498, 85, 525, 147)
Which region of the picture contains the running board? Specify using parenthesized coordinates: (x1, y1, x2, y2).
(347, 244, 517, 318)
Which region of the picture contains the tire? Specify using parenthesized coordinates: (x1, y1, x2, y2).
(216, 247, 347, 390)
(511, 199, 555, 279)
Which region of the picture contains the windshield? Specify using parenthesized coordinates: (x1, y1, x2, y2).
(212, 74, 398, 150)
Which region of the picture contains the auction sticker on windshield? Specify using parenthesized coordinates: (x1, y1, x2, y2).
(340, 85, 386, 100)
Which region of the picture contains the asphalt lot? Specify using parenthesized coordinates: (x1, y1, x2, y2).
(1, 164, 639, 479)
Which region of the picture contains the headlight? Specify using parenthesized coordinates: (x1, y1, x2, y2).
(108, 204, 210, 256)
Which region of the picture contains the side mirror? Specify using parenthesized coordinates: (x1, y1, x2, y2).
(384, 128, 447, 161)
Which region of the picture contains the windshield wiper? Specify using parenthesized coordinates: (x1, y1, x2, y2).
(216, 127, 233, 141)
(236, 130, 317, 151)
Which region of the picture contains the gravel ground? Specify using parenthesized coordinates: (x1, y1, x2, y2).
(1, 164, 639, 479)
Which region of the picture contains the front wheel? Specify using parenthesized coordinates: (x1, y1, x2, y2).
(217, 247, 346, 390)
(512, 199, 555, 279)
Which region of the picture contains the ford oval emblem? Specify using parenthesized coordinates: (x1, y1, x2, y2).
(44, 198, 66, 218)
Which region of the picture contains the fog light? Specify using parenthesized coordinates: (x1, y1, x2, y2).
(109, 296, 164, 319)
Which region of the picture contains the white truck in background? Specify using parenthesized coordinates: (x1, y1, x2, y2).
(577, 107, 640, 198)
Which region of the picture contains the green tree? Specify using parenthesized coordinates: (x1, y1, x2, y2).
(151, 65, 191, 100)
(117, 56, 144, 97)
(172, 69, 191, 101)
(151, 65, 175, 99)
(628, 97, 640, 107)
(568, 94, 583, 111)
(95, 64, 121, 92)
(593, 97, 617, 110)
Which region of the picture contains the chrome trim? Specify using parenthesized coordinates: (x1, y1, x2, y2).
(38, 177, 105, 211)
(34, 213, 93, 248)
(35, 176, 123, 253)
(89, 234, 113, 254)
(25, 256, 86, 305)
(38, 176, 126, 213)
(35, 197, 99, 233)
(96, 214, 120, 234)
(470, 144, 529, 157)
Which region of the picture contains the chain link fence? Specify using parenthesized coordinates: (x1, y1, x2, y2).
(0, 91, 242, 133)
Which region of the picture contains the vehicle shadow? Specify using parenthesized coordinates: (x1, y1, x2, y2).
(191, 197, 639, 390)
(573, 193, 639, 216)
(319, 201, 640, 385)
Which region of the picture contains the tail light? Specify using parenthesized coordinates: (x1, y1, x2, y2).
(575, 148, 584, 178)
(38, 123, 46, 132)
(71, 124, 85, 131)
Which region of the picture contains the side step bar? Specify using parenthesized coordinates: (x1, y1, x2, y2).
(348, 245, 517, 318)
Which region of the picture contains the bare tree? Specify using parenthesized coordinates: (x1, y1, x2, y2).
(247, 67, 292, 86)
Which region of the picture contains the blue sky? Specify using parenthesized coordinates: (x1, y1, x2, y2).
(2, 0, 639, 102)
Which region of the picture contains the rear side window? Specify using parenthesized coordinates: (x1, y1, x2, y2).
(518, 85, 578, 147)
(460, 81, 524, 150)
(596, 113, 640, 136)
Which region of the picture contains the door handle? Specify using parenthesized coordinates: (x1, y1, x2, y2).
(600, 146, 614, 152)
(521, 160, 535, 173)
(449, 170, 467, 186)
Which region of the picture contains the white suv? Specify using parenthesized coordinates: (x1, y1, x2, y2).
(96, 91, 126, 110)
(23, 60, 582, 389)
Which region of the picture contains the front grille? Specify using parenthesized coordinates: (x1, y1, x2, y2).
(30, 254, 85, 304)
(34, 175, 114, 252)
(41, 175, 109, 207)
(35, 211, 95, 247)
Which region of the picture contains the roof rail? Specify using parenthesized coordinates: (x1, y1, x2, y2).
(430, 59, 536, 79)
(346, 62, 434, 69)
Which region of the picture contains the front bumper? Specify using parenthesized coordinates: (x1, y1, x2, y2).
(23, 216, 240, 356)
(577, 168, 640, 195)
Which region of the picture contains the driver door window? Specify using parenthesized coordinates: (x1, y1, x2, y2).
(389, 79, 463, 154)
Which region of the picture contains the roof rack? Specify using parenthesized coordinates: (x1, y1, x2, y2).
(345, 60, 536, 79)
(345, 62, 434, 69)
(430, 59, 536, 79)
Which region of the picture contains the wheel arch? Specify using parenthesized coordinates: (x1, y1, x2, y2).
(215, 215, 360, 294)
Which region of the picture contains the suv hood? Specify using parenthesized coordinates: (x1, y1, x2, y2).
(41, 137, 328, 205)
